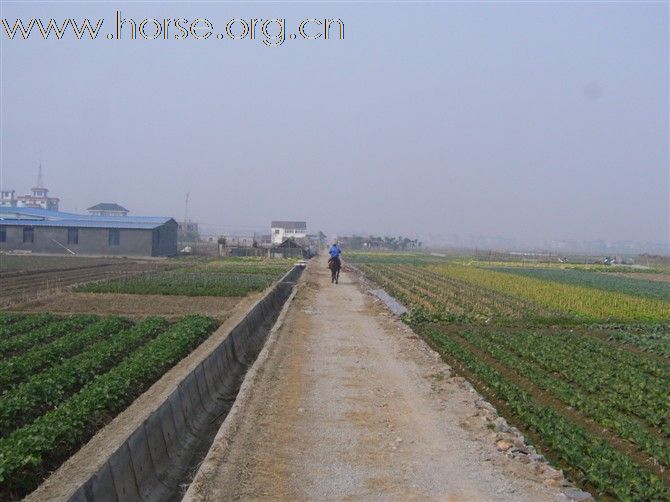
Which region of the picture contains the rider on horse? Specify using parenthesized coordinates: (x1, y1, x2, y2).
(328, 242, 342, 267)
(328, 242, 342, 283)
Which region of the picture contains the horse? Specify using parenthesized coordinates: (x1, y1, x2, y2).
(328, 256, 341, 284)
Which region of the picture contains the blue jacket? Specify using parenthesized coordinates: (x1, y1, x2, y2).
(329, 245, 341, 258)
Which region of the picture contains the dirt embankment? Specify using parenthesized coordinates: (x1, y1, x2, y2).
(11, 292, 243, 321)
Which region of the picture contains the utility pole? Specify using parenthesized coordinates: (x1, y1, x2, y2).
(37, 161, 44, 188)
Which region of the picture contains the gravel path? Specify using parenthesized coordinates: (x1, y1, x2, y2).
(186, 262, 569, 501)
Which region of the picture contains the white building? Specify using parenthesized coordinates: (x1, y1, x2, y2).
(0, 190, 15, 207)
(16, 185, 60, 211)
(271, 220, 307, 245)
(4, 165, 60, 211)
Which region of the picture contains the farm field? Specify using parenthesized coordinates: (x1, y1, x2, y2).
(426, 264, 669, 322)
(13, 293, 243, 321)
(451, 257, 670, 274)
(0, 312, 219, 497)
(491, 267, 670, 302)
(0, 255, 120, 275)
(2, 257, 294, 318)
(75, 257, 293, 297)
(0, 256, 296, 498)
(350, 252, 670, 500)
(0, 258, 169, 308)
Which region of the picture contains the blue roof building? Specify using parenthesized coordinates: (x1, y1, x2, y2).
(0, 207, 177, 257)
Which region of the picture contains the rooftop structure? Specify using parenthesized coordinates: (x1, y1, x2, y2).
(87, 203, 129, 217)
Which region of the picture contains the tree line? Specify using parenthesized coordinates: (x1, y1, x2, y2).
(346, 235, 422, 251)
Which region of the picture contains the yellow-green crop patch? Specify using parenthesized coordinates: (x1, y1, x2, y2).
(429, 264, 670, 322)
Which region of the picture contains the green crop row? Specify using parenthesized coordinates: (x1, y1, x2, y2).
(597, 325, 670, 358)
(0, 314, 29, 328)
(422, 327, 670, 500)
(545, 329, 670, 382)
(0, 314, 56, 340)
(76, 270, 284, 297)
(0, 316, 99, 358)
(486, 329, 670, 435)
(455, 328, 669, 467)
(0, 314, 218, 497)
(0, 316, 125, 392)
(0, 317, 167, 436)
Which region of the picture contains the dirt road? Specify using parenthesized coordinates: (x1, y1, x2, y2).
(186, 262, 569, 501)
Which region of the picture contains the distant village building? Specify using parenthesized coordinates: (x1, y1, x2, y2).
(271, 221, 307, 245)
(271, 237, 308, 259)
(0, 190, 15, 207)
(223, 235, 265, 257)
(257, 234, 273, 248)
(87, 203, 129, 217)
(0, 166, 60, 211)
(0, 207, 177, 257)
(227, 236, 257, 248)
(178, 221, 200, 241)
(1, 166, 60, 211)
(218, 234, 273, 257)
(16, 186, 59, 211)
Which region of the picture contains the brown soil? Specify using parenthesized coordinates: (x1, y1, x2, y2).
(0, 261, 169, 307)
(10, 292, 243, 321)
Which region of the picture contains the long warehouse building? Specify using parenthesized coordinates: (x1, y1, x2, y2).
(0, 207, 177, 257)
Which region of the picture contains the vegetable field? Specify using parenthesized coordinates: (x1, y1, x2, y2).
(0, 255, 119, 274)
(76, 258, 293, 297)
(427, 265, 669, 322)
(351, 252, 670, 500)
(0, 312, 219, 498)
(0, 257, 294, 497)
(492, 267, 670, 302)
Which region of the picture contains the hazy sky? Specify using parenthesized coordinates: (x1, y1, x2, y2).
(1, 1, 668, 247)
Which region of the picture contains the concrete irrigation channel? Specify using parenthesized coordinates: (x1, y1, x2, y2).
(27, 264, 305, 502)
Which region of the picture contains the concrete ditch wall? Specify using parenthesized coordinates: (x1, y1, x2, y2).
(66, 265, 304, 502)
